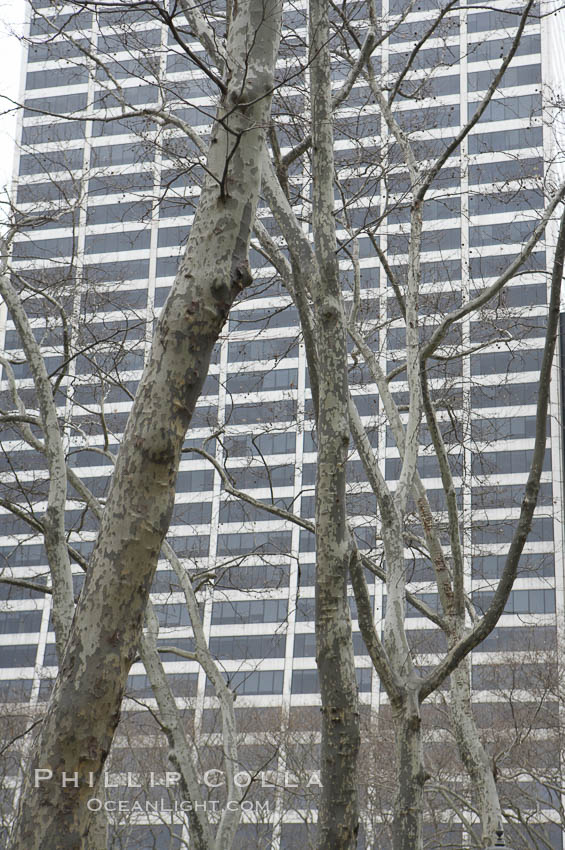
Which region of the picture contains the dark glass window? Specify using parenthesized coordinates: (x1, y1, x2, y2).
(469, 126, 543, 154)
(214, 564, 290, 590)
(209, 634, 286, 659)
(471, 448, 551, 475)
(469, 189, 543, 216)
(91, 115, 153, 137)
(470, 219, 537, 248)
(469, 63, 541, 91)
(470, 348, 543, 375)
(0, 644, 37, 666)
(388, 44, 459, 73)
(29, 9, 92, 36)
(468, 33, 539, 63)
(170, 501, 212, 525)
(389, 196, 460, 225)
(294, 632, 367, 656)
(468, 8, 526, 33)
(85, 229, 151, 254)
(228, 338, 299, 363)
(469, 157, 543, 184)
(26, 66, 89, 90)
(472, 482, 552, 509)
(156, 258, 179, 279)
(473, 588, 555, 615)
(472, 553, 554, 579)
(167, 534, 209, 557)
(94, 85, 158, 109)
(470, 250, 545, 279)
(476, 93, 541, 123)
(226, 400, 296, 426)
(211, 599, 288, 625)
(0, 610, 43, 634)
(388, 228, 460, 254)
(127, 672, 197, 697)
(224, 432, 296, 457)
(471, 318, 546, 344)
(157, 225, 189, 249)
(291, 667, 370, 692)
(17, 178, 79, 203)
(217, 670, 284, 695)
(153, 604, 190, 628)
(471, 516, 553, 544)
(228, 464, 295, 489)
(393, 103, 460, 132)
(216, 531, 292, 556)
(390, 16, 459, 45)
(0, 544, 47, 567)
(87, 200, 152, 226)
(12, 235, 75, 260)
(226, 369, 298, 394)
(0, 679, 33, 701)
(28, 39, 89, 63)
(24, 92, 87, 117)
(229, 306, 298, 331)
(88, 171, 154, 196)
(22, 122, 86, 144)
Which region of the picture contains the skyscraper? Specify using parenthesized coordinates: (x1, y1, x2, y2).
(1, 0, 565, 847)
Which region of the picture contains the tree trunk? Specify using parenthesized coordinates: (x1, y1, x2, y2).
(139, 605, 212, 850)
(392, 695, 427, 850)
(0, 250, 74, 660)
(8, 2, 281, 847)
(450, 655, 501, 846)
(309, 0, 360, 845)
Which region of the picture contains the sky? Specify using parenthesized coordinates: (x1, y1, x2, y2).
(0, 0, 24, 197)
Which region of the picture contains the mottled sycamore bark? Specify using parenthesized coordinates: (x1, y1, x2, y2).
(8, 2, 281, 847)
(62, 472, 239, 850)
(449, 654, 501, 846)
(0, 241, 109, 848)
(0, 244, 74, 660)
(161, 540, 243, 850)
(139, 605, 212, 850)
(309, 0, 360, 846)
(391, 696, 427, 850)
(418, 203, 565, 846)
(420, 200, 565, 698)
(260, 159, 565, 847)
(248, 7, 565, 844)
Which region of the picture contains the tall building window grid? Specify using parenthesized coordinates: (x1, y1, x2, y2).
(0, 6, 544, 660)
(1, 0, 564, 845)
(2, 0, 552, 696)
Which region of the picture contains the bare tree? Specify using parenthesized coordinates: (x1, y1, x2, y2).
(255, 0, 565, 843)
(1, 0, 564, 848)
(3, 0, 283, 847)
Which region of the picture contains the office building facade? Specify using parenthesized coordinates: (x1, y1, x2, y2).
(1, 0, 565, 846)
